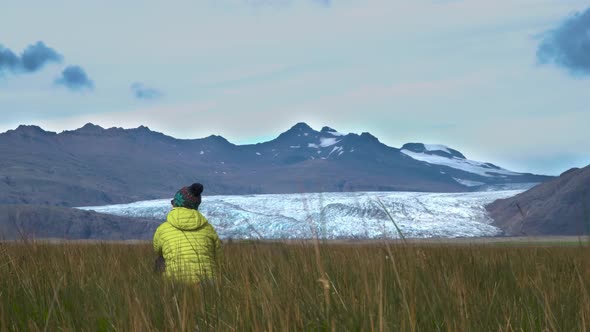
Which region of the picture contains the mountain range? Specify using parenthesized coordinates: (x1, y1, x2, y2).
(0, 122, 551, 207)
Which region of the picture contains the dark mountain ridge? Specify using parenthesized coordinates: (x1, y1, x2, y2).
(0, 122, 551, 207)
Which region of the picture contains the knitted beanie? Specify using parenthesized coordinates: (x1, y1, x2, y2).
(171, 183, 204, 210)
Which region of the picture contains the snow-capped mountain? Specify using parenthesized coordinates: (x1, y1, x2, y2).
(401, 143, 517, 178)
(240, 123, 548, 191)
(239, 123, 388, 164)
(78, 189, 526, 239)
(399, 142, 532, 188)
(0, 122, 551, 207)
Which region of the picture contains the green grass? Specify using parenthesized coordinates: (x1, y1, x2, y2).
(1, 241, 589, 331)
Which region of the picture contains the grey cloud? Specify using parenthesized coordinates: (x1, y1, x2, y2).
(55, 66, 94, 91)
(0, 48, 20, 72)
(131, 82, 163, 100)
(20, 42, 63, 72)
(0, 41, 63, 74)
(537, 7, 590, 75)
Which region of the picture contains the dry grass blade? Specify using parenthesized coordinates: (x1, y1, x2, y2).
(43, 275, 64, 332)
(375, 196, 407, 244)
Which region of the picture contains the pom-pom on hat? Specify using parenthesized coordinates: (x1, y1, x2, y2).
(171, 183, 204, 210)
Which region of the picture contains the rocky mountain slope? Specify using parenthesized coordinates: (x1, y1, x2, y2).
(0, 205, 159, 240)
(486, 165, 590, 235)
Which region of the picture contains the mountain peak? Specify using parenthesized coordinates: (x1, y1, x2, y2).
(76, 123, 105, 133)
(129, 125, 160, 135)
(15, 124, 46, 132)
(360, 132, 380, 142)
(290, 122, 314, 131)
(273, 122, 318, 142)
(82, 122, 102, 129)
(204, 134, 232, 145)
(320, 126, 347, 136)
(10, 125, 54, 136)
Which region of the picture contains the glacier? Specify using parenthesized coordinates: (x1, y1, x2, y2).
(77, 190, 525, 240)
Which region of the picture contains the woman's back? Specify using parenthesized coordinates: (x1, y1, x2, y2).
(153, 184, 222, 283)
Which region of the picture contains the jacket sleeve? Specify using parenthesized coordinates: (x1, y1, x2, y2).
(153, 225, 163, 255)
(214, 231, 223, 265)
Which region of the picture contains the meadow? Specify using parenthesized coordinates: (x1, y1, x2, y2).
(1, 240, 589, 331)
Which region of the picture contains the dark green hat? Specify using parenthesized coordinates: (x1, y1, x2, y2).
(171, 183, 203, 210)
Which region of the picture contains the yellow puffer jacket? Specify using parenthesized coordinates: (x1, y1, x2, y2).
(153, 207, 222, 283)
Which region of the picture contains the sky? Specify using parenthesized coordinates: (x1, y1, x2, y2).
(1, 0, 589, 175)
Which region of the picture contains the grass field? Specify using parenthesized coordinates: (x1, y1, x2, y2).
(1, 240, 589, 331)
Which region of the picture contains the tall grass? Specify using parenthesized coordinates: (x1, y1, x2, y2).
(1, 241, 589, 331)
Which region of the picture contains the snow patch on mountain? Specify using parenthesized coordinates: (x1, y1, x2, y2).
(424, 144, 452, 154)
(77, 190, 524, 239)
(328, 146, 343, 157)
(453, 178, 485, 187)
(326, 129, 345, 136)
(319, 137, 340, 147)
(401, 149, 519, 177)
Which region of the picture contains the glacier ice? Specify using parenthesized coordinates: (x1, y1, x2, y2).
(77, 190, 524, 240)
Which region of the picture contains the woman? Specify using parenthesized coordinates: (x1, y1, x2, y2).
(153, 183, 222, 283)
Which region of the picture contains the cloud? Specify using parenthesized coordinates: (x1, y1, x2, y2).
(54, 65, 94, 91)
(20, 42, 63, 72)
(537, 7, 590, 75)
(1, 42, 95, 92)
(0, 48, 19, 72)
(130, 82, 163, 100)
(0, 41, 63, 75)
